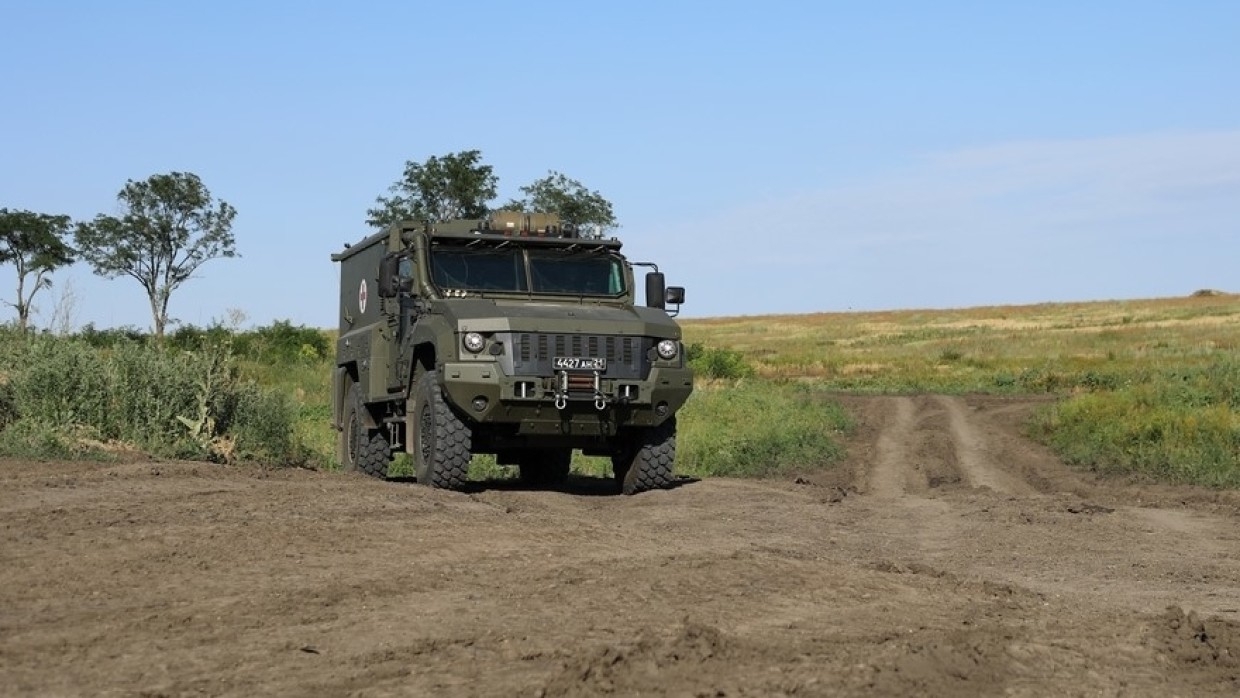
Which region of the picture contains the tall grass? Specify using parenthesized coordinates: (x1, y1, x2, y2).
(0, 328, 309, 464)
(675, 380, 850, 477)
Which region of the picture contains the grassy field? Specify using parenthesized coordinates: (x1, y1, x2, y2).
(3, 292, 1236, 487)
(683, 293, 1238, 392)
(682, 292, 1240, 486)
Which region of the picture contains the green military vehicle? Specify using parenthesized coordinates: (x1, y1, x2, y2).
(330, 212, 693, 494)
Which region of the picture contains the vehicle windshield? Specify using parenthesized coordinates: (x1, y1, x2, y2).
(528, 250, 625, 295)
(429, 246, 625, 296)
(431, 248, 527, 292)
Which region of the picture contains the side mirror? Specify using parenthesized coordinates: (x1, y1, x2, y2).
(645, 272, 666, 309)
(378, 255, 400, 298)
(666, 286, 685, 305)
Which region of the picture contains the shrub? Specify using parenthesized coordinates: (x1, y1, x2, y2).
(76, 322, 147, 348)
(166, 323, 233, 352)
(235, 320, 330, 363)
(686, 343, 755, 380)
(72, 319, 331, 365)
(228, 387, 302, 462)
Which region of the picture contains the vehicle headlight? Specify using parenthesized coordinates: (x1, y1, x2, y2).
(656, 339, 679, 360)
(463, 332, 486, 354)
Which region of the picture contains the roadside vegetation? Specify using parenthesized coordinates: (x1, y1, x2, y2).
(673, 344, 850, 478)
(673, 379, 849, 478)
(0, 322, 318, 465)
(1028, 358, 1240, 487)
(683, 292, 1240, 488)
(0, 320, 849, 481)
(3, 294, 1236, 489)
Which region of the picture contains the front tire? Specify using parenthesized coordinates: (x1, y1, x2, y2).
(343, 383, 391, 479)
(615, 418, 677, 495)
(412, 370, 472, 490)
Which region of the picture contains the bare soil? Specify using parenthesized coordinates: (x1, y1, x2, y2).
(3, 395, 1240, 696)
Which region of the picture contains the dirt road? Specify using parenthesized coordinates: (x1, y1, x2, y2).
(3, 395, 1239, 696)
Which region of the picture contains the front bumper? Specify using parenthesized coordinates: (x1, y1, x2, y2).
(440, 362, 693, 433)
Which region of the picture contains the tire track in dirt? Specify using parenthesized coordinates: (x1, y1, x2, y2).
(866, 396, 916, 498)
(936, 395, 1034, 495)
(837, 394, 1240, 622)
(848, 394, 1066, 500)
(858, 395, 1035, 498)
(853, 395, 968, 560)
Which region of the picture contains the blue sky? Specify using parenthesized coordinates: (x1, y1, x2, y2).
(2, 1, 1237, 330)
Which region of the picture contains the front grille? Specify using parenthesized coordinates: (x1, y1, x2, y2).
(511, 333, 650, 379)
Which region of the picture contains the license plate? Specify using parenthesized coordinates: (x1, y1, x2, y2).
(554, 356, 607, 371)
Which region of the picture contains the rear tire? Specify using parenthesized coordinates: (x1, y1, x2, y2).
(412, 370, 472, 490)
(518, 448, 572, 487)
(343, 383, 390, 479)
(616, 418, 677, 495)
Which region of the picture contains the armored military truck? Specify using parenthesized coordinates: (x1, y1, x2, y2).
(330, 212, 693, 494)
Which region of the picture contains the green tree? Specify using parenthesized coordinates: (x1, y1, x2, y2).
(367, 150, 498, 228)
(0, 209, 75, 332)
(75, 172, 237, 340)
(505, 171, 617, 233)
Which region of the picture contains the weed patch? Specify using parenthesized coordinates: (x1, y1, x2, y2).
(676, 381, 850, 477)
(0, 330, 309, 465)
(1031, 358, 1240, 487)
(686, 343, 756, 380)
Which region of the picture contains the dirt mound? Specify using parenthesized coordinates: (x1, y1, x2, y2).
(1145, 606, 1240, 693)
(1152, 606, 1240, 668)
(4, 394, 1240, 695)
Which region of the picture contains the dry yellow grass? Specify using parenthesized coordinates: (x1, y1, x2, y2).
(681, 293, 1240, 393)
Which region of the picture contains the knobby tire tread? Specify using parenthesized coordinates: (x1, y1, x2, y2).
(621, 418, 677, 495)
(418, 371, 471, 491)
